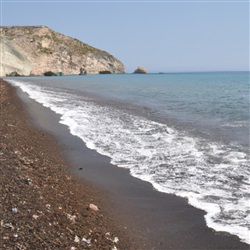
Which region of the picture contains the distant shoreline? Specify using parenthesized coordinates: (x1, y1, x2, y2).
(2, 70, 249, 78)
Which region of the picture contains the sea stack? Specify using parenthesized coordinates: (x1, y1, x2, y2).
(133, 66, 148, 74)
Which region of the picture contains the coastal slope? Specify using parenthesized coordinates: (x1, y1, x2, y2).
(0, 26, 125, 76)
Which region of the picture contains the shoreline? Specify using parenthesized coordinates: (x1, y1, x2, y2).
(1, 79, 139, 249)
(2, 78, 249, 249)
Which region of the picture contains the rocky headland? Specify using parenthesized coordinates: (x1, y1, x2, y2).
(0, 26, 125, 76)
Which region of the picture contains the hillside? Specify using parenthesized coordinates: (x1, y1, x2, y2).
(0, 26, 125, 76)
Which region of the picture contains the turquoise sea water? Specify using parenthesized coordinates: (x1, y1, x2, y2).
(7, 72, 250, 244)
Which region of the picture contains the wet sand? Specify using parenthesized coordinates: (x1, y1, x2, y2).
(2, 78, 249, 249)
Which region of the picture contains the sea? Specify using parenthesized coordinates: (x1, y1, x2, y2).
(6, 72, 250, 244)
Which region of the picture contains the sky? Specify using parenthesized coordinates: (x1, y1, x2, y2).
(0, 0, 249, 73)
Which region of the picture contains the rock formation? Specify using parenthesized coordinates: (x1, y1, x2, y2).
(79, 67, 87, 75)
(133, 66, 148, 74)
(0, 37, 32, 76)
(0, 26, 125, 76)
(99, 70, 111, 74)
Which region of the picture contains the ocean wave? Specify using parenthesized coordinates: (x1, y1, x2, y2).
(222, 121, 250, 128)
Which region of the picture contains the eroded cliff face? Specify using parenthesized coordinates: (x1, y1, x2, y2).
(0, 26, 125, 76)
(0, 37, 32, 76)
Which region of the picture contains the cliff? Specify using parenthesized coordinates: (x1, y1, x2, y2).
(0, 26, 125, 76)
(1, 36, 32, 76)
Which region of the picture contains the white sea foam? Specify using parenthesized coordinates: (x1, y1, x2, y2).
(222, 121, 250, 128)
(8, 79, 250, 245)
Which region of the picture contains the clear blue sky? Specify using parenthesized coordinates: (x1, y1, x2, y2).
(1, 0, 249, 73)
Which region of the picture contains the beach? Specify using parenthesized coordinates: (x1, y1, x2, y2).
(1, 77, 249, 250)
(0, 79, 142, 249)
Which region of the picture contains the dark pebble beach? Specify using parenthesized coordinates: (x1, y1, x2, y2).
(0, 79, 141, 249)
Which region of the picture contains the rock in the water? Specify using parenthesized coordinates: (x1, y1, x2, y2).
(44, 71, 56, 76)
(6, 71, 21, 77)
(133, 66, 148, 74)
(99, 70, 111, 74)
(79, 67, 87, 75)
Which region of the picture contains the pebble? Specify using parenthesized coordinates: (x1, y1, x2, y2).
(82, 237, 91, 245)
(12, 207, 18, 213)
(32, 214, 39, 220)
(89, 203, 99, 212)
(66, 213, 76, 223)
(45, 204, 51, 210)
(113, 236, 119, 243)
(3, 223, 14, 230)
(74, 235, 80, 243)
(25, 178, 32, 185)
